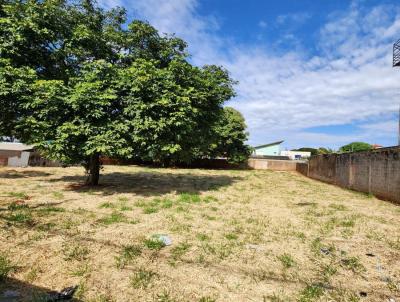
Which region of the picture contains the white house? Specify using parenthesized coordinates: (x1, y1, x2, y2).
(0, 142, 34, 167)
(280, 150, 311, 160)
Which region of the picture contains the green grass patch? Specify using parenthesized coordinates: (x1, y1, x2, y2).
(143, 207, 158, 214)
(4, 211, 34, 225)
(7, 191, 28, 199)
(98, 211, 127, 225)
(203, 196, 218, 203)
(298, 283, 324, 302)
(143, 237, 166, 251)
(8, 202, 29, 211)
(99, 202, 115, 209)
(340, 256, 365, 273)
(0, 253, 14, 281)
(328, 203, 348, 211)
(36, 222, 56, 231)
(115, 244, 142, 269)
(52, 191, 64, 199)
(170, 242, 191, 262)
(117, 196, 129, 202)
(178, 192, 201, 203)
(196, 233, 210, 241)
(277, 253, 296, 269)
(130, 268, 158, 289)
(62, 243, 89, 261)
(37, 206, 66, 215)
(224, 233, 238, 240)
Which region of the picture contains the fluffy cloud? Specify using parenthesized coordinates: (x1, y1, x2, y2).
(276, 12, 311, 25)
(99, 0, 400, 148)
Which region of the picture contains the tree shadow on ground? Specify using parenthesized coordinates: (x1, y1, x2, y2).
(0, 170, 52, 179)
(0, 277, 82, 302)
(52, 171, 241, 196)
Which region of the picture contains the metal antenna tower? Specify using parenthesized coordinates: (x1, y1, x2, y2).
(393, 39, 400, 146)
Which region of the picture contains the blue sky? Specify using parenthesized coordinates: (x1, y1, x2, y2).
(100, 0, 400, 150)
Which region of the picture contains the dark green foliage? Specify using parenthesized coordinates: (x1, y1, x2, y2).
(339, 142, 372, 153)
(0, 60, 36, 138)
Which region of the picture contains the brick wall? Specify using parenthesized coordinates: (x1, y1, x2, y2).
(306, 147, 400, 204)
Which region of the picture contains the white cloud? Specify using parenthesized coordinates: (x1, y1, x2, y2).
(258, 20, 267, 29)
(359, 120, 398, 133)
(276, 12, 311, 25)
(98, 0, 400, 148)
(98, 0, 123, 9)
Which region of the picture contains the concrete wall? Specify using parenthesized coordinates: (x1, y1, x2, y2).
(306, 147, 400, 204)
(8, 151, 30, 167)
(248, 158, 298, 171)
(296, 162, 309, 176)
(0, 150, 30, 167)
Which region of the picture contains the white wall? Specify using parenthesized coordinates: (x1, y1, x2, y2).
(8, 151, 30, 167)
(280, 150, 311, 160)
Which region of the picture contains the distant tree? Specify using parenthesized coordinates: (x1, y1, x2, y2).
(3, 0, 245, 185)
(339, 142, 372, 153)
(209, 107, 252, 163)
(317, 147, 335, 154)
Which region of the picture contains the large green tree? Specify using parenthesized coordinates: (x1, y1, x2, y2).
(1, 0, 249, 185)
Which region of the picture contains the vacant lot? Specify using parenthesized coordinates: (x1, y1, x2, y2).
(0, 166, 399, 302)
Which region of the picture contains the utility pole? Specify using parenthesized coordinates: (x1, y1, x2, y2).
(393, 39, 400, 146)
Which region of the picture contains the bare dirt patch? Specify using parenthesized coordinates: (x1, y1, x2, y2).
(0, 165, 399, 301)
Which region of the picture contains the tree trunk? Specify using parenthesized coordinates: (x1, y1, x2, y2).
(86, 153, 100, 186)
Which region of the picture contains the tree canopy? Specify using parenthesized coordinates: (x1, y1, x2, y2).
(339, 142, 372, 153)
(0, 0, 250, 184)
(209, 107, 252, 163)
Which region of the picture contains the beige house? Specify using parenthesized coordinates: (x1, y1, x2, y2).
(0, 142, 34, 167)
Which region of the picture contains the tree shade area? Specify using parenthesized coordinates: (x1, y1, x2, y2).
(0, 0, 251, 185)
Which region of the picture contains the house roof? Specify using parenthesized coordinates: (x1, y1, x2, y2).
(253, 140, 284, 149)
(0, 142, 34, 151)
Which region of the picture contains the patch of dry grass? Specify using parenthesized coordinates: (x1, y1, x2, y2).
(0, 165, 399, 301)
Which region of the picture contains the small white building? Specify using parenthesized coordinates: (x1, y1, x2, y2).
(280, 150, 311, 160)
(0, 142, 34, 167)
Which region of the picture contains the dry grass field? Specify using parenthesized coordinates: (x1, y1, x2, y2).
(0, 165, 399, 302)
